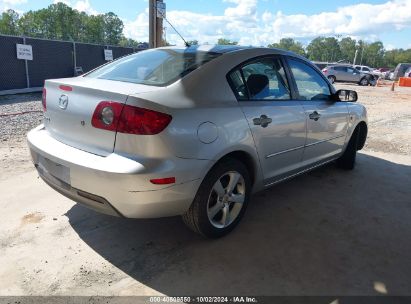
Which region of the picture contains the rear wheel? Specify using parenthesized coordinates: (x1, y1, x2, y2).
(337, 128, 360, 170)
(328, 75, 336, 84)
(182, 158, 251, 238)
(359, 77, 369, 86)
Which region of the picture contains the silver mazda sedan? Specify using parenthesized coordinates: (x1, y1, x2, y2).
(28, 45, 368, 238)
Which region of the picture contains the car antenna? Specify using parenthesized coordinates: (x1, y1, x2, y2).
(156, 7, 190, 47)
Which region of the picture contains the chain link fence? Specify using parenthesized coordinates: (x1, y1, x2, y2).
(0, 34, 145, 95)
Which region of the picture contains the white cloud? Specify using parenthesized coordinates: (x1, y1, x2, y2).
(385, 44, 395, 51)
(124, 0, 411, 48)
(73, 0, 97, 15)
(2, 0, 26, 4)
(52, 0, 98, 15)
(0, 0, 26, 12)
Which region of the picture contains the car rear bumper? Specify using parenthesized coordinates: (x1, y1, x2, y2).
(27, 125, 209, 218)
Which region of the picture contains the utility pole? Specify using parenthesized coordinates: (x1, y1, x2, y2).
(149, 0, 164, 48)
(353, 49, 358, 65)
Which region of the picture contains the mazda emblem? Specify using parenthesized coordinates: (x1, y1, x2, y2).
(59, 95, 69, 110)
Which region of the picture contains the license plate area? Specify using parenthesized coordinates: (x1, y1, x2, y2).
(37, 155, 71, 185)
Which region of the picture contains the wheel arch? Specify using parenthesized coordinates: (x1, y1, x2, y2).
(328, 75, 336, 82)
(214, 150, 258, 186)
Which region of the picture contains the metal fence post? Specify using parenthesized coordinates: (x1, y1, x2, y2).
(23, 36, 30, 88)
(73, 41, 77, 76)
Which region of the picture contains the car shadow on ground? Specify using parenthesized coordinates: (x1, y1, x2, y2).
(66, 153, 411, 296)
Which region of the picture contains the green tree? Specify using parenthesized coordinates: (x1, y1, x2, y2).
(119, 37, 142, 48)
(307, 37, 341, 62)
(102, 12, 124, 45)
(268, 38, 306, 56)
(365, 41, 385, 67)
(0, 9, 20, 35)
(82, 14, 105, 43)
(339, 37, 357, 63)
(217, 38, 238, 45)
(383, 48, 411, 68)
(8, 3, 124, 46)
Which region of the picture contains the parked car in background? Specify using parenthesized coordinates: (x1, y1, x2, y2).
(27, 46, 368, 238)
(392, 63, 411, 80)
(376, 68, 393, 80)
(404, 67, 411, 78)
(354, 65, 381, 78)
(322, 65, 375, 86)
(354, 65, 373, 73)
(377, 67, 390, 72)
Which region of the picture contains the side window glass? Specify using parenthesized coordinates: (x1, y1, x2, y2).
(347, 67, 355, 73)
(288, 58, 331, 101)
(240, 57, 291, 100)
(228, 69, 248, 100)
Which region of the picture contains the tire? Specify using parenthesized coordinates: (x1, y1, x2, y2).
(328, 75, 336, 84)
(182, 158, 251, 238)
(359, 77, 369, 86)
(337, 128, 360, 170)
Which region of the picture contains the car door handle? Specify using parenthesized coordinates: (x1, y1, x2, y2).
(253, 115, 272, 128)
(309, 111, 321, 121)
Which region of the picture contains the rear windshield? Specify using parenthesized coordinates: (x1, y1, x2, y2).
(86, 48, 221, 86)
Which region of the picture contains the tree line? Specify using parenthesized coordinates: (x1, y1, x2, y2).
(217, 37, 411, 68)
(0, 3, 142, 47)
(1, 3, 410, 67)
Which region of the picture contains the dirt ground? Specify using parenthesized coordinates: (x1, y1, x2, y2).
(0, 84, 410, 296)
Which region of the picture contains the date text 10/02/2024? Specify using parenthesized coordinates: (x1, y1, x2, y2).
(149, 297, 258, 303)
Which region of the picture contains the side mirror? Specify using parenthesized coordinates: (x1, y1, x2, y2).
(334, 89, 358, 102)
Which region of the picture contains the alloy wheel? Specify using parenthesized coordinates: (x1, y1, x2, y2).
(207, 171, 246, 229)
(360, 78, 368, 86)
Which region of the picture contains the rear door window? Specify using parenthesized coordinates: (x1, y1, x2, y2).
(347, 67, 356, 73)
(228, 57, 291, 101)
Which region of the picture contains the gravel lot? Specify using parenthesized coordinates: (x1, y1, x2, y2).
(0, 84, 411, 296)
(0, 93, 43, 180)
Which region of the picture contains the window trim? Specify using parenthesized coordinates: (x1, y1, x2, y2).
(284, 56, 335, 101)
(226, 54, 296, 102)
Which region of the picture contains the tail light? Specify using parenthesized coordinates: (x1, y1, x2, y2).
(322, 68, 328, 74)
(42, 88, 47, 111)
(91, 101, 172, 135)
(91, 101, 123, 131)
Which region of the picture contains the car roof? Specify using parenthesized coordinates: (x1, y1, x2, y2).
(329, 64, 353, 68)
(158, 45, 301, 57)
(158, 45, 251, 54)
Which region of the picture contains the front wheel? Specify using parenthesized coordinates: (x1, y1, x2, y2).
(182, 158, 251, 238)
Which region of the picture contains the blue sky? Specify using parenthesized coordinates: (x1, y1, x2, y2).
(1, 0, 411, 48)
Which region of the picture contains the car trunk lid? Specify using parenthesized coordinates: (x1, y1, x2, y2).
(44, 77, 160, 156)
